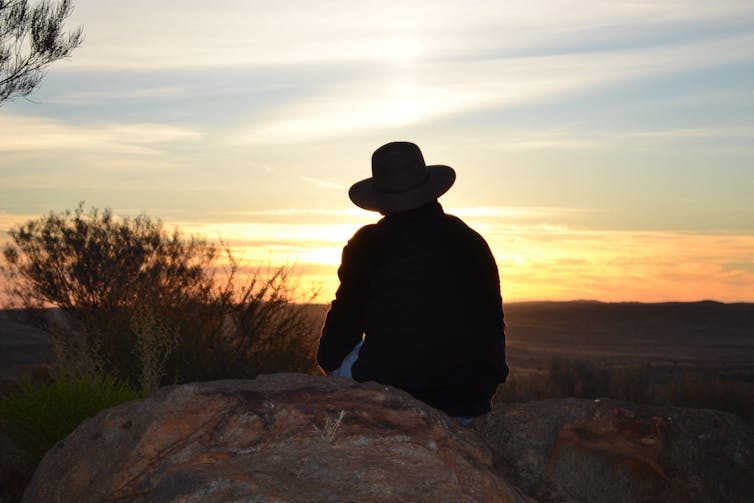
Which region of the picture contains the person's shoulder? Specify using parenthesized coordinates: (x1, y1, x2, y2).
(442, 212, 494, 251)
(443, 212, 484, 239)
(348, 220, 384, 245)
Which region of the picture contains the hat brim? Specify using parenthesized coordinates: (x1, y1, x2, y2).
(348, 164, 456, 213)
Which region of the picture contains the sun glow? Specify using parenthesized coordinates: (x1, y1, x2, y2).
(2, 208, 753, 305)
(166, 214, 754, 304)
(383, 37, 422, 67)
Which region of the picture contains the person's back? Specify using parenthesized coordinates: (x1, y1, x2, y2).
(317, 142, 508, 418)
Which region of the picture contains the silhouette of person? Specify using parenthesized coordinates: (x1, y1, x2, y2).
(317, 141, 508, 420)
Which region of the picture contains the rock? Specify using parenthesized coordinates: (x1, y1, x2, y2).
(22, 374, 530, 503)
(473, 398, 754, 503)
(0, 419, 34, 503)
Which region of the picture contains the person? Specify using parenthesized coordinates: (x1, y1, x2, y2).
(317, 141, 508, 419)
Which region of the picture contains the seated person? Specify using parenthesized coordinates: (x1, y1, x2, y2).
(317, 141, 509, 419)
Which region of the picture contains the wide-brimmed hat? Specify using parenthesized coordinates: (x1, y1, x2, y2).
(349, 141, 456, 213)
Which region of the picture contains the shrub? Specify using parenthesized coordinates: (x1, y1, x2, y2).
(1, 204, 321, 390)
(547, 359, 607, 397)
(0, 372, 137, 464)
(660, 373, 754, 423)
(494, 359, 752, 423)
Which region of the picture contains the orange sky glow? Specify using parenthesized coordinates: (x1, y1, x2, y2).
(1, 206, 753, 305)
(151, 215, 754, 304)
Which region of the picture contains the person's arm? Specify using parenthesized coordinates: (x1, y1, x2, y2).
(477, 235, 509, 383)
(317, 231, 371, 373)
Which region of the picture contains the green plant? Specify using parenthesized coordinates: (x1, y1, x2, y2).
(0, 372, 137, 464)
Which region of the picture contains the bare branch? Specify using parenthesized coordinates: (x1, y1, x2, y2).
(0, 0, 83, 103)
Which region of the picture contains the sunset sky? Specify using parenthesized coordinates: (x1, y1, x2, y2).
(2, 0, 753, 302)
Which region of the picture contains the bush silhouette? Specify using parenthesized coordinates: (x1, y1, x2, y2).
(2, 204, 320, 391)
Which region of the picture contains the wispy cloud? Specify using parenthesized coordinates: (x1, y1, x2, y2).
(463, 125, 754, 153)
(490, 226, 754, 302)
(168, 207, 373, 222)
(300, 176, 346, 190)
(616, 127, 754, 141)
(66, 1, 754, 69)
(450, 206, 586, 219)
(0, 115, 202, 154)
(225, 30, 754, 143)
(46, 86, 192, 106)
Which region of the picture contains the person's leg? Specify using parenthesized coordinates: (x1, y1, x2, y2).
(330, 340, 364, 379)
(331, 341, 474, 425)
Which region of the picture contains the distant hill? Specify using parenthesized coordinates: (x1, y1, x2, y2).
(501, 300, 754, 369)
(504, 300, 753, 338)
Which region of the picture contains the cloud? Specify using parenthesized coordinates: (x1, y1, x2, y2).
(450, 207, 586, 220)
(300, 177, 346, 190)
(224, 30, 754, 144)
(616, 127, 754, 141)
(0, 115, 202, 154)
(45, 86, 192, 106)
(66, 1, 754, 69)
(469, 126, 754, 152)
(482, 225, 754, 302)
(25, 2, 754, 148)
(165, 206, 578, 225)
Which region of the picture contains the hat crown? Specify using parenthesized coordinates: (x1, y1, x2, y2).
(371, 142, 429, 194)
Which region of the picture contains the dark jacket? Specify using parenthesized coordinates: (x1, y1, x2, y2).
(317, 201, 508, 417)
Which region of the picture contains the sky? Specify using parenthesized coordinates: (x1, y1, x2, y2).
(1, 0, 754, 303)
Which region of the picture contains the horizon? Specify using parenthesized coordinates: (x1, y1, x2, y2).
(3, 299, 752, 309)
(2, 1, 754, 304)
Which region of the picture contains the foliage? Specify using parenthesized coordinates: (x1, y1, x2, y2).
(495, 358, 754, 423)
(0, 0, 83, 103)
(2, 204, 321, 392)
(131, 303, 177, 396)
(0, 372, 137, 464)
(662, 373, 754, 424)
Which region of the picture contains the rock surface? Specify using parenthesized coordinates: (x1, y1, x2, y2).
(22, 374, 529, 503)
(0, 419, 34, 503)
(473, 398, 754, 503)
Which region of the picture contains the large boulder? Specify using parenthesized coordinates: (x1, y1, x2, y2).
(473, 398, 754, 503)
(0, 419, 34, 503)
(22, 374, 529, 503)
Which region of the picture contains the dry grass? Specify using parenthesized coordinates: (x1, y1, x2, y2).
(312, 410, 347, 443)
(495, 358, 754, 423)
